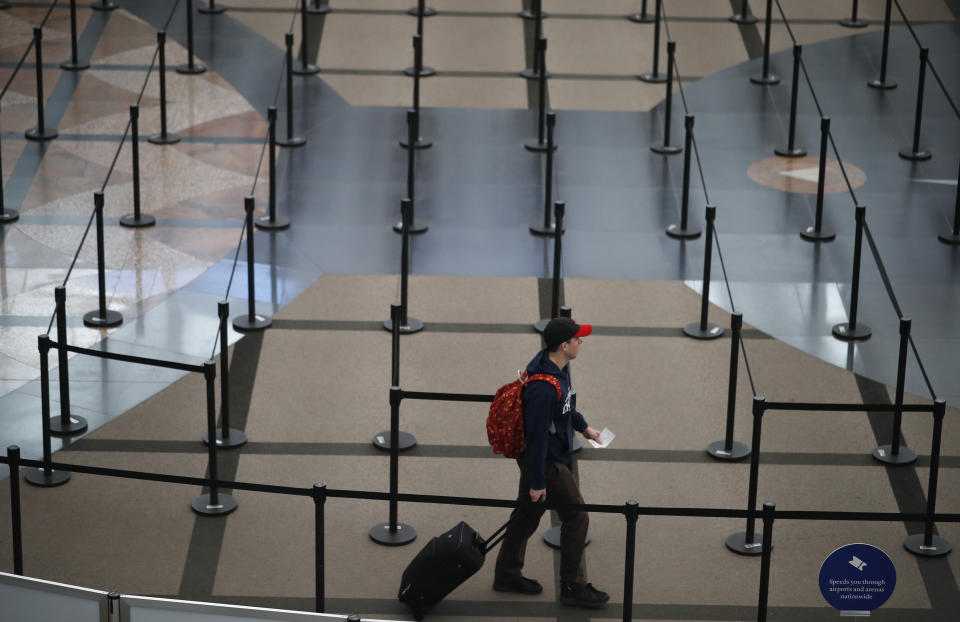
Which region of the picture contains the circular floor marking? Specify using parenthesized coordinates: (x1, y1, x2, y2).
(748, 156, 867, 194)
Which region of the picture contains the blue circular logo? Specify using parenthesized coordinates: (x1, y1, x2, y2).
(819, 543, 896, 612)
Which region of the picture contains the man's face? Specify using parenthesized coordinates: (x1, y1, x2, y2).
(562, 336, 582, 359)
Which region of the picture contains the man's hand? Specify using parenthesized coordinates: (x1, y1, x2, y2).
(529, 488, 546, 502)
(583, 427, 601, 442)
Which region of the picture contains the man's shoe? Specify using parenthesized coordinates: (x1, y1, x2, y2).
(560, 582, 610, 609)
(493, 576, 543, 594)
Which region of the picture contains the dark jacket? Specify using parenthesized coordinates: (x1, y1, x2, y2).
(520, 349, 588, 490)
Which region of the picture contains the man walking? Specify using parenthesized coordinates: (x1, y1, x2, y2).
(493, 317, 610, 609)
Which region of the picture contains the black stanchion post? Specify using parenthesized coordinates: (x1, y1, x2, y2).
(521, 0, 549, 79)
(622, 500, 639, 622)
(192, 360, 238, 516)
(50, 287, 88, 436)
(198, 0, 226, 15)
(293, 0, 321, 75)
(407, 0, 436, 19)
(256, 107, 292, 230)
(651, 41, 681, 155)
(394, 112, 429, 234)
(868, 0, 897, 89)
(756, 502, 775, 622)
(729, 0, 758, 24)
(708, 312, 751, 460)
(833, 206, 872, 340)
(534, 201, 565, 333)
(800, 117, 837, 242)
(639, 0, 666, 83)
(313, 483, 327, 612)
(120, 105, 157, 228)
(905, 399, 952, 556)
(404, 13, 436, 78)
(1, 104, 20, 224)
(899, 48, 932, 161)
(90, 0, 118, 10)
(521, 0, 545, 20)
(684, 206, 723, 339)
(307, 0, 332, 15)
(277, 33, 306, 148)
(176, 0, 207, 75)
(525, 38, 555, 152)
(385, 199, 425, 333)
(61, 0, 90, 71)
(666, 115, 702, 239)
(83, 192, 124, 328)
(370, 386, 418, 545)
(25, 27, 57, 141)
(938, 158, 960, 244)
(149, 32, 182, 145)
(873, 317, 918, 464)
(530, 112, 559, 236)
(7, 446, 24, 574)
(400, 35, 433, 148)
(749, 0, 779, 85)
(205, 301, 247, 448)
(775, 45, 806, 157)
(233, 196, 273, 331)
(376, 306, 417, 450)
(25, 335, 71, 486)
(726, 396, 767, 555)
(840, 0, 868, 27)
(629, 0, 655, 23)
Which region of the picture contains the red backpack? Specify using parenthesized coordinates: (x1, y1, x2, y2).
(487, 371, 562, 458)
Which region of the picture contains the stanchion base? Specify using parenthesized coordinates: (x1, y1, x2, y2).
(707, 440, 751, 461)
(873, 444, 917, 465)
(529, 221, 562, 236)
(839, 18, 869, 28)
(749, 73, 780, 86)
(392, 220, 428, 234)
(832, 322, 872, 341)
(867, 79, 897, 90)
(306, 3, 332, 14)
(520, 68, 552, 80)
(639, 72, 667, 84)
(683, 322, 724, 340)
(403, 66, 437, 78)
(729, 13, 758, 24)
(191, 493, 238, 516)
(543, 526, 591, 550)
(726, 531, 767, 555)
(524, 138, 557, 153)
(204, 428, 248, 449)
(233, 313, 273, 332)
(373, 430, 417, 451)
(666, 223, 701, 239)
(24, 468, 71, 487)
(628, 12, 655, 23)
(775, 146, 807, 158)
(520, 9, 547, 19)
(799, 226, 836, 242)
(198, 3, 227, 14)
(276, 136, 306, 148)
(255, 215, 291, 231)
(25, 127, 58, 142)
(370, 522, 418, 546)
(407, 6, 436, 16)
(49, 415, 89, 436)
(119, 213, 156, 228)
(904, 534, 952, 557)
(90, 0, 118, 10)
(533, 318, 550, 333)
(84, 309, 123, 328)
(938, 230, 960, 245)
(651, 143, 682, 155)
(148, 132, 182, 145)
(60, 60, 90, 71)
(382, 318, 425, 334)
(176, 63, 207, 75)
(292, 63, 321, 76)
(898, 147, 932, 161)
(399, 135, 433, 149)
(0, 209, 20, 224)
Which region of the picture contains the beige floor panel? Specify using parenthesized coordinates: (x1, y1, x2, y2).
(915, 467, 960, 513)
(319, 14, 415, 71)
(321, 74, 412, 107)
(428, 0, 521, 12)
(420, 76, 529, 109)
(543, 18, 653, 76)
(426, 17, 524, 72)
(549, 78, 676, 113)
(654, 21, 752, 78)
(274, 274, 398, 321)
(400, 399, 499, 446)
(564, 278, 726, 327)
(547, 0, 734, 19)
(395, 275, 539, 323)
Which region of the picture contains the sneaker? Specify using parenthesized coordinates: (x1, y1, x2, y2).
(560, 582, 610, 609)
(493, 576, 543, 595)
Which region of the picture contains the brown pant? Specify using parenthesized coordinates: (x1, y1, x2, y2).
(494, 461, 589, 587)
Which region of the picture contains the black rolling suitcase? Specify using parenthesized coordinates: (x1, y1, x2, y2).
(398, 520, 510, 619)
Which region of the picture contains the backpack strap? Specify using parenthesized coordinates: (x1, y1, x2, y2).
(523, 373, 562, 401)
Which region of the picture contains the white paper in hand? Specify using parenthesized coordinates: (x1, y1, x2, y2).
(588, 427, 615, 449)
